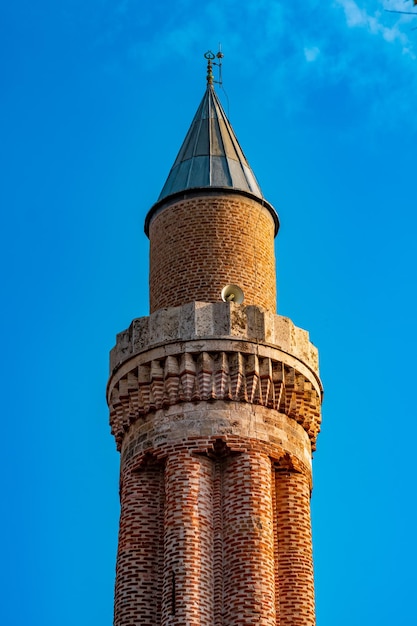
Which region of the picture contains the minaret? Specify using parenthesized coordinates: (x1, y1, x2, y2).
(107, 53, 323, 626)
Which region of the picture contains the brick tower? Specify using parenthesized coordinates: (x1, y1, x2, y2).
(107, 54, 323, 626)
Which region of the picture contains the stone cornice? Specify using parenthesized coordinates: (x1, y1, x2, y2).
(110, 302, 320, 380)
(107, 303, 322, 453)
(108, 346, 321, 453)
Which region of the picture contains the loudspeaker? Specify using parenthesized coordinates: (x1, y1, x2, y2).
(221, 284, 244, 304)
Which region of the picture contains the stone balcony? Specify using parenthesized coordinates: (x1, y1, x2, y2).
(110, 301, 319, 377)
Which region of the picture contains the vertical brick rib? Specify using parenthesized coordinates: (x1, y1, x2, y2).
(275, 470, 315, 626)
(213, 459, 224, 625)
(272, 466, 281, 626)
(114, 462, 164, 626)
(223, 452, 276, 626)
(162, 451, 214, 626)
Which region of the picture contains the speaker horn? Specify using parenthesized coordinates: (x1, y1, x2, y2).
(221, 284, 244, 304)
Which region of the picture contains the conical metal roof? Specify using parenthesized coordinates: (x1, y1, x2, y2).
(158, 85, 263, 201)
(145, 83, 279, 237)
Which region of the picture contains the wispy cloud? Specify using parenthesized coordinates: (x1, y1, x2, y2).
(90, 0, 417, 128)
(335, 0, 410, 50)
(304, 46, 321, 62)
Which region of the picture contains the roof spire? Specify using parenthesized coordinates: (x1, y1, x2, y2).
(144, 52, 279, 237)
(204, 51, 215, 86)
(204, 48, 224, 87)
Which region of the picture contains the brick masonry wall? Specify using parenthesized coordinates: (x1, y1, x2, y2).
(120, 401, 313, 475)
(275, 469, 316, 625)
(110, 250, 322, 625)
(222, 451, 276, 625)
(115, 459, 165, 625)
(162, 451, 214, 626)
(148, 194, 277, 313)
(114, 433, 316, 626)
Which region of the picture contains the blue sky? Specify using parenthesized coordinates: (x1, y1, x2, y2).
(2, 1, 416, 624)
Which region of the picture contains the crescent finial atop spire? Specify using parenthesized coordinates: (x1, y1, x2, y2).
(204, 50, 215, 86)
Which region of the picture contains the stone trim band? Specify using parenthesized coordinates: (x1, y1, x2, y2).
(109, 349, 321, 451)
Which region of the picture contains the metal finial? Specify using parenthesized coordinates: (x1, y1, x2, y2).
(204, 51, 215, 86)
(216, 44, 224, 87)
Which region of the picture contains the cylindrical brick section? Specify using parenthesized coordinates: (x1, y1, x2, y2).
(275, 470, 316, 626)
(148, 194, 277, 313)
(162, 451, 214, 626)
(223, 451, 276, 626)
(114, 462, 165, 626)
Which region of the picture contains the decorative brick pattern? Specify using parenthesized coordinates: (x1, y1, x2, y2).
(114, 436, 316, 626)
(162, 451, 214, 625)
(222, 451, 276, 625)
(212, 458, 224, 625)
(275, 465, 316, 625)
(148, 194, 277, 313)
(114, 456, 165, 625)
(109, 350, 321, 451)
